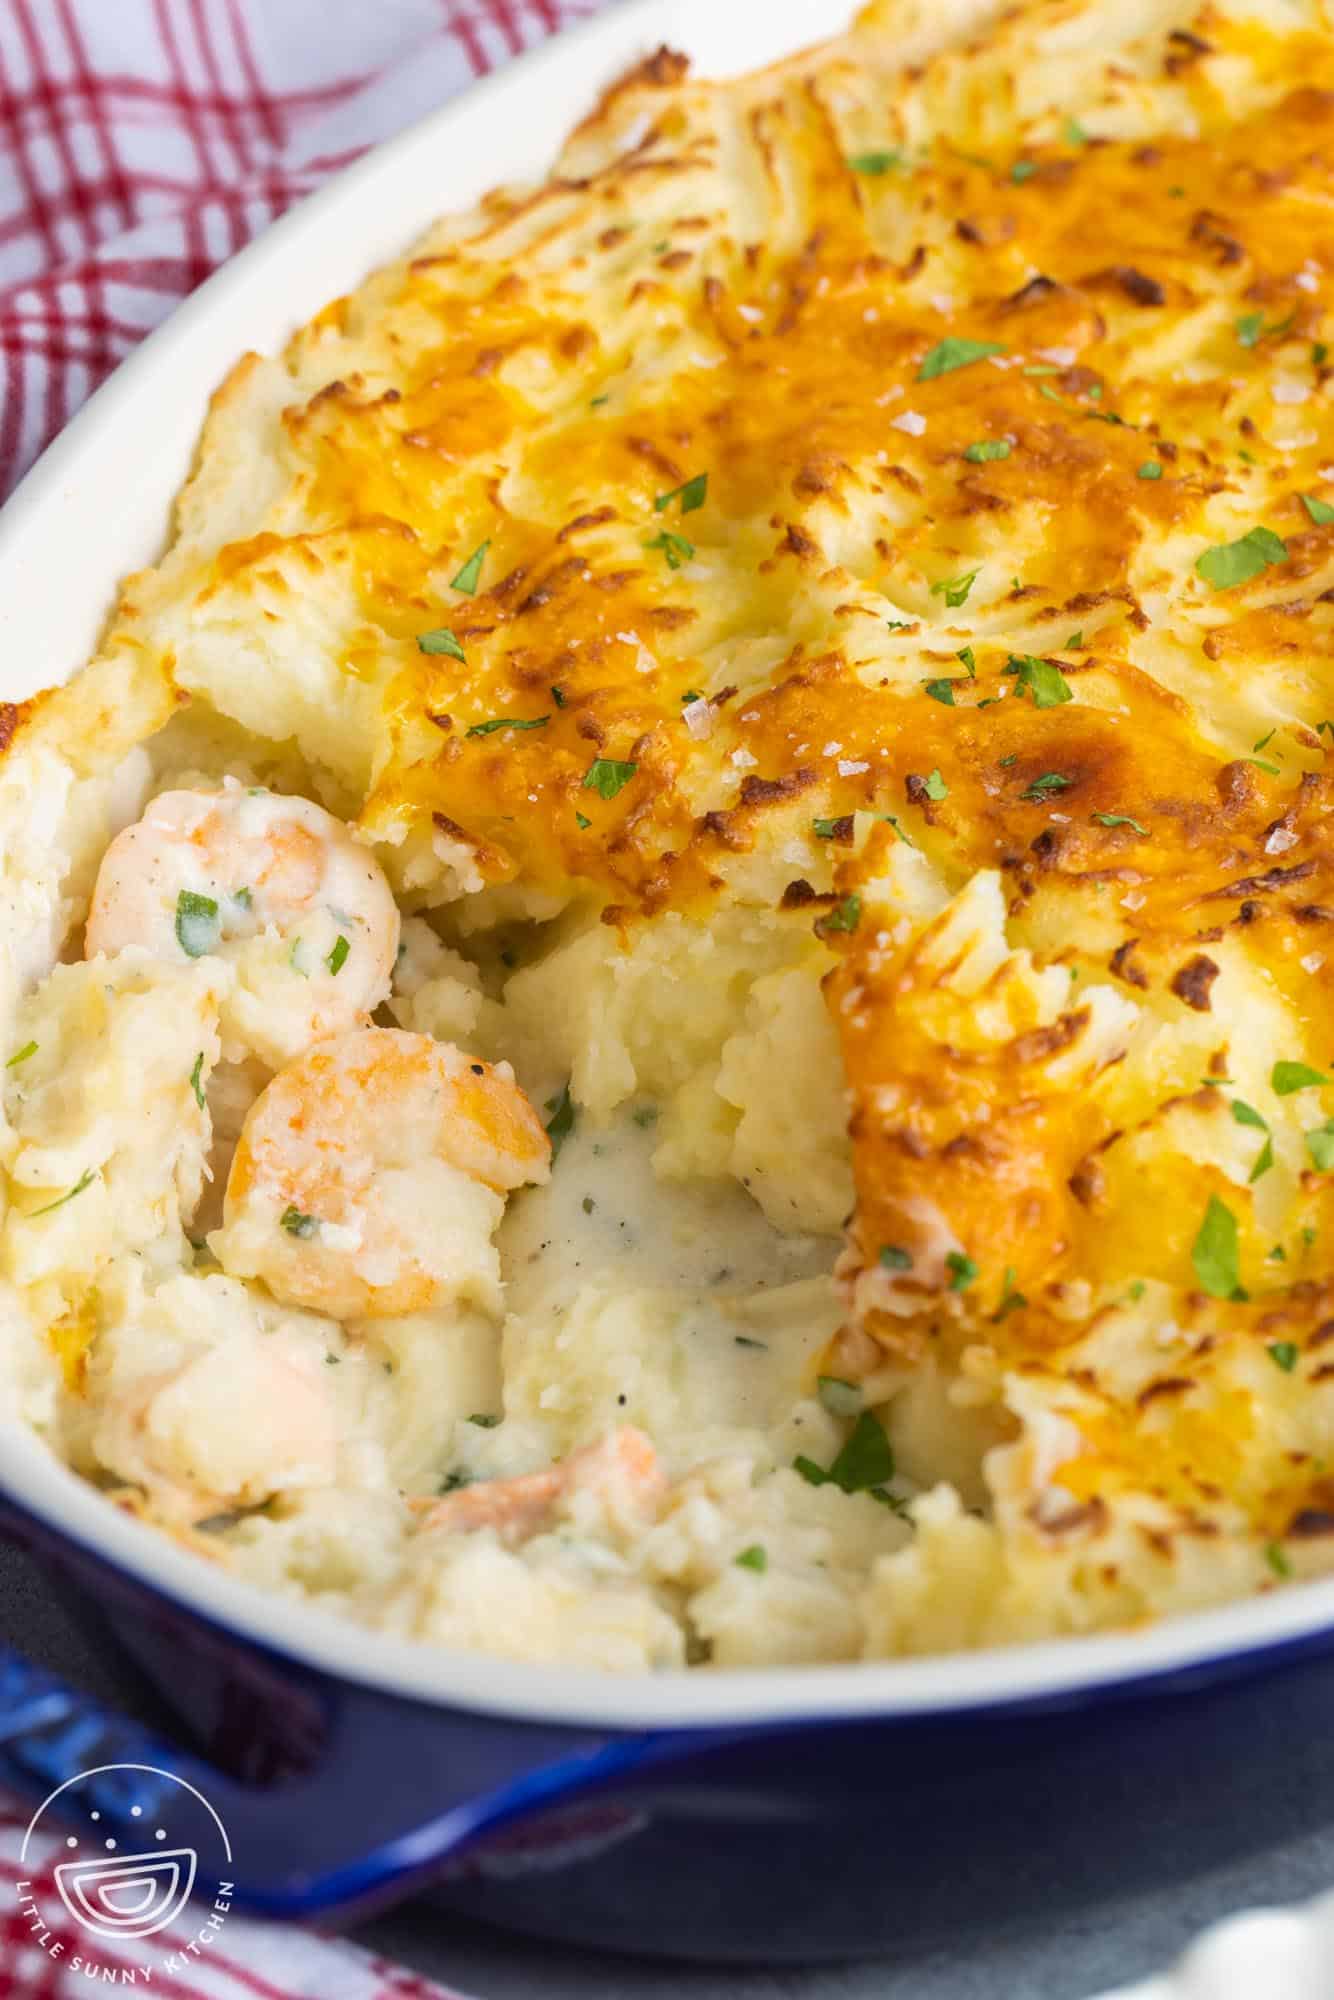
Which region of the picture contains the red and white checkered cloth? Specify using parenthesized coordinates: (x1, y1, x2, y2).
(0, 0, 606, 500)
(0, 11, 617, 1992)
(0, 1805, 464, 1999)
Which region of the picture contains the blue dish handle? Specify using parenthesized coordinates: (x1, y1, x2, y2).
(0, 1638, 668, 1921)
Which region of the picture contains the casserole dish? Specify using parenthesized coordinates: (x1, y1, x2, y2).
(5, 0, 1334, 1963)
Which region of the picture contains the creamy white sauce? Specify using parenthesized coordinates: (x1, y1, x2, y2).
(492, 1109, 842, 1449)
(500, 1107, 834, 1311)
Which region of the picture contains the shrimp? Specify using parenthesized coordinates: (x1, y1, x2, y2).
(85, 780, 400, 1069)
(413, 1427, 665, 1542)
(88, 1277, 340, 1526)
(210, 1027, 550, 1319)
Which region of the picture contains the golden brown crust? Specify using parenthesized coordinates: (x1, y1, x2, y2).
(76, 0, 1334, 1555)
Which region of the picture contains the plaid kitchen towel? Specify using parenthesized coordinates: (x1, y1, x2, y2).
(0, 0, 606, 499)
(0, 1795, 463, 1999)
(0, 9, 613, 1992)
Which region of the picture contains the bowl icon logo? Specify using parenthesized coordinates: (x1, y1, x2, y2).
(17, 1762, 233, 1972)
(55, 1841, 198, 1940)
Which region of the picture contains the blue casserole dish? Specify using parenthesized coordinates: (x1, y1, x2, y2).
(5, 0, 1334, 1962)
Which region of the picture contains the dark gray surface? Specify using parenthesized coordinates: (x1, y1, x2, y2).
(1, 1537, 1329, 2000)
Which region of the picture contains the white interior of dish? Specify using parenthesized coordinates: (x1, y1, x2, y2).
(5, 0, 1334, 1730)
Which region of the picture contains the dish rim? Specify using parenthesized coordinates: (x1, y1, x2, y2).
(3, 0, 1334, 1733)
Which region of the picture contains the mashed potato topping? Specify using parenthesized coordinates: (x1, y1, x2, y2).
(5, 0, 1334, 1670)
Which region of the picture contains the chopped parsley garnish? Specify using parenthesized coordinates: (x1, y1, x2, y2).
(1267, 1342, 1299, 1373)
(468, 1413, 502, 1428)
(847, 150, 905, 175)
(232, 886, 252, 909)
(545, 1082, 575, 1160)
(1010, 159, 1038, 183)
(1195, 526, 1288, 590)
(734, 1336, 768, 1350)
(922, 769, 948, 801)
(450, 539, 490, 594)
(645, 529, 695, 569)
(1092, 812, 1147, 834)
(1021, 772, 1073, 802)
(923, 678, 959, 705)
(917, 337, 1005, 380)
(818, 1375, 863, 1418)
(417, 627, 467, 660)
(175, 890, 220, 959)
(1267, 1541, 1292, 1578)
(735, 1544, 769, 1571)
(1006, 653, 1073, 707)
(1235, 311, 1265, 349)
(654, 472, 708, 514)
(813, 817, 846, 838)
(5, 1041, 36, 1068)
(189, 1052, 206, 1109)
(1191, 1194, 1242, 1299)
(632, 1104, 658, 1127)
(1254, 728, 1276, 751)
(1066, 630, 1085, 648)
(883, 814, 916, 844)
(830, 1411, 896, 1491)
(466, 715, 549, 737)
(1064, 116, 1090, 145)
(879, 1244, 912, 1270)
(964, 439, 1011, 463)
(796, 1411, 896, 1496)
(1302, 493, 1334, 525)
(993, 1267, 1027, 1321)
(1137, 461, 1163, 480)
(552, 685, 567, 707)
(1247, 756, 1280, 777)
(931, 566, 980, 607)
(1231, 1099, 1267, 1130)
(1315, 343, 1330, 368)
(1272, 1061, 1328, 1095)
(582, 757, 638, 799)
(957, 646, 976, 675)
(1305, 1121, 1334, 1172)
(885, 619, 912, 634)
(945, 1250, 978, 1292)
(590, 393, 610, 408)
(1250, 1136, 1275, 1183)
(575, 811, 591, 830)
(280, 1206, 318, 1239)
(30, 1168, 96, 1218)
(815, 893, 861, 937)
(327, 935, 350, 976)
